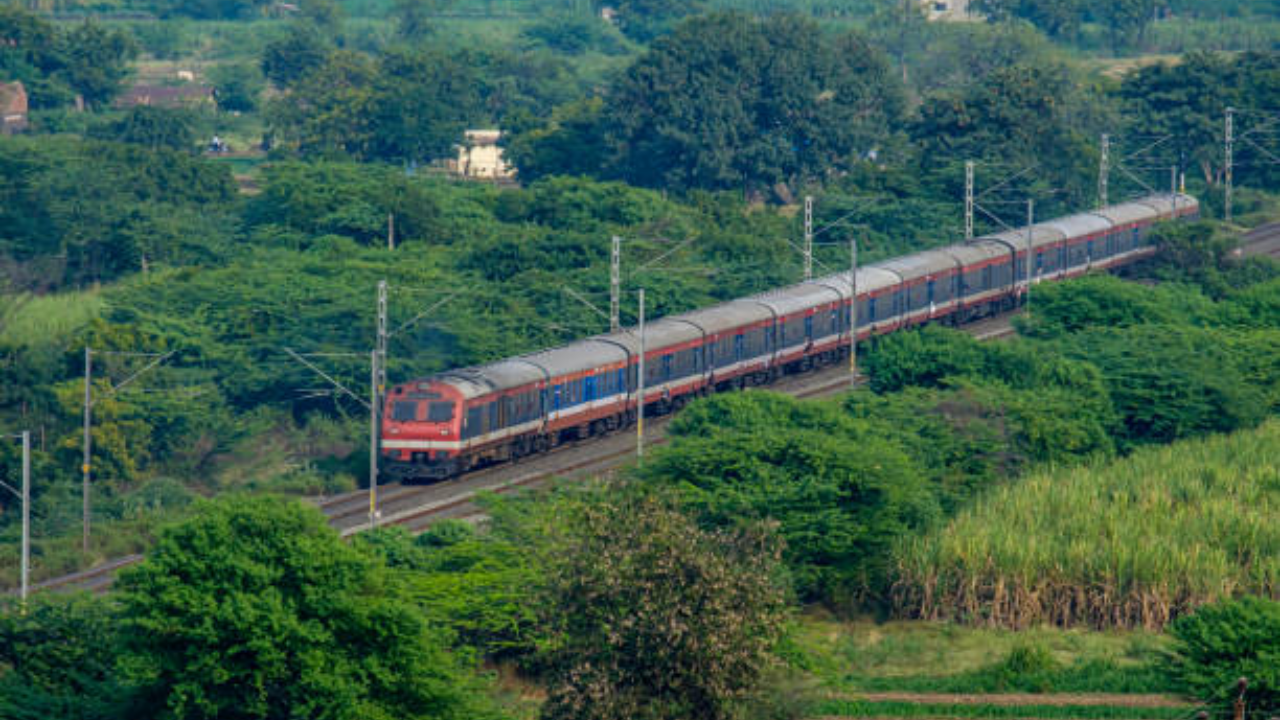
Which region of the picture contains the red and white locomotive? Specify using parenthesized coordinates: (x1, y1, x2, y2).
(380, 193, 1199, 481)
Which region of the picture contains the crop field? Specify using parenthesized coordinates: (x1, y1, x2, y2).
(893, 420, 1280, 630)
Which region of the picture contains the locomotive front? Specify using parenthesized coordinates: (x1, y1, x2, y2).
(380, 379, 464, 481)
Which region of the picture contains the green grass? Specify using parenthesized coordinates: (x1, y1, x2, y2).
(0, 291, 104, 347)
(893, 421, 1280, 630)
(814, 700, 1193, 719)
(789, 616, 1174, 695)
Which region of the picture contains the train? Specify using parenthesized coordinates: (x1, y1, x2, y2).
(380, 193, 1199, 481)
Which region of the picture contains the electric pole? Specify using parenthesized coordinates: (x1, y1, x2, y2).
(636, 288, 645, 463)
(610, 236, 621, 333)
(965, 161, 975, 240)
(850, 236, 858, 389)
(1225, 107, 1235, 224)
(1026, 199, 1035, 314)
(1098, 134, 1110, 209)
(376, 281, 388, 396)
(387, 213, 395, 251)
(20, 430, 28, 605)
(369, 349, 379, 529)
(81, 347, 90, 554)
(803, 196, 814, 280)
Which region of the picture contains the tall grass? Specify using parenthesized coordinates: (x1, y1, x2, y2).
(893, 421, 1280, 630)
(0, 291, 103, 348)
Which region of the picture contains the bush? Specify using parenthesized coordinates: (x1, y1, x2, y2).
(1165, 596, 1280, 712)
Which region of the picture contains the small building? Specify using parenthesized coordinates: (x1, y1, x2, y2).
(599, 6, 617, 24)
(0, 81, 29, 135)
(447, 129, 514, 180)
(114, 84, 215, 110)
(922, 0, 974, 21)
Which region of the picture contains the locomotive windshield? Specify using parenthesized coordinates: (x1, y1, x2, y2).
(391, 401, 418, 422)
(427, 402, 455, 422)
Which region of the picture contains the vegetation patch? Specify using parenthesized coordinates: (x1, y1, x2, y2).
(893, 421, 1280, 630)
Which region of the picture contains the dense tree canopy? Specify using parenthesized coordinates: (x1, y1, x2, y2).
(116, 496, 497, 720)
(0, 6, 136, 109)
(599, 12, 905, 196)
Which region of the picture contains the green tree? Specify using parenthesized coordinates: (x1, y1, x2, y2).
(91, 107, 197, 153)
(504, 98, 608, 182)
(1165, 596, 1280, 713)
(611, 0, 705, 42)
(604, 12, 905, 196)
(116, 496, 497, 720)
(911, 62, 1096, 210)
(57, 21, 137, 109)
(539, 491, 788, 720)
(260, 24, 330, 89)
(392, 0, 454, 40)
(208, 62, 265, 113)
(971, 0, 1088, 38)
(0, 594, 137, 720)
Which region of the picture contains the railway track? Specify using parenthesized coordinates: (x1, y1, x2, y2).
(14, 224, 1269, 596)
(1240, 221, 1280, 258)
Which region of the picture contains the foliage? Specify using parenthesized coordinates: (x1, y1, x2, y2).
(0, 594, 138, 720)
(245, 160, 443, 246)
(645, 394, 939, 604)
(1148, 221, 1280, 299)
(894, 420, 1280, 630)
(1015, 274, 1218, 338)
(600, 11, 905, 196)
(611, 0, 706, 42)
(1053, 324, 1274, 446)
(260, 24, 332, 89)
(1120, 52, 1280, 191)
(1165, 596, 1280, 712)
(208, 62, 265, 114)
(0, 136, 238, 288)
(520, 14, 625, 56)
(116, 495, 499, 720)
(89, 107, 198, 153)
(353, 523, 546, 663)
(538, 490, 789, 720)
(910, 61, 1097, 211)
(0, 6, 137, 109)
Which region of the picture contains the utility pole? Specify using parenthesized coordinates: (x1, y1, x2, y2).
(1098, 134, 1110, 209)
(850, 236, 858, 389)
(965, 161, 975, 240)
(636, 288, 645, 463)
(387, 213, 395, 251)
(1225, 107, 1235, 224)
(0, 431, 30, 604)
(803, 196, 814, 280)
(610, 236, 621, 333)
(369, 350, 379, 529)
(20, 430, 28, 605)
(1026, 199, 1035, 314)
(1171, 165, 1179, 213)
(376, 281, 388, 396)
(81, 347, 90, 554)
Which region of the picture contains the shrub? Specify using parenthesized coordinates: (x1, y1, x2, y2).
(1165, 596, 1280, 712)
